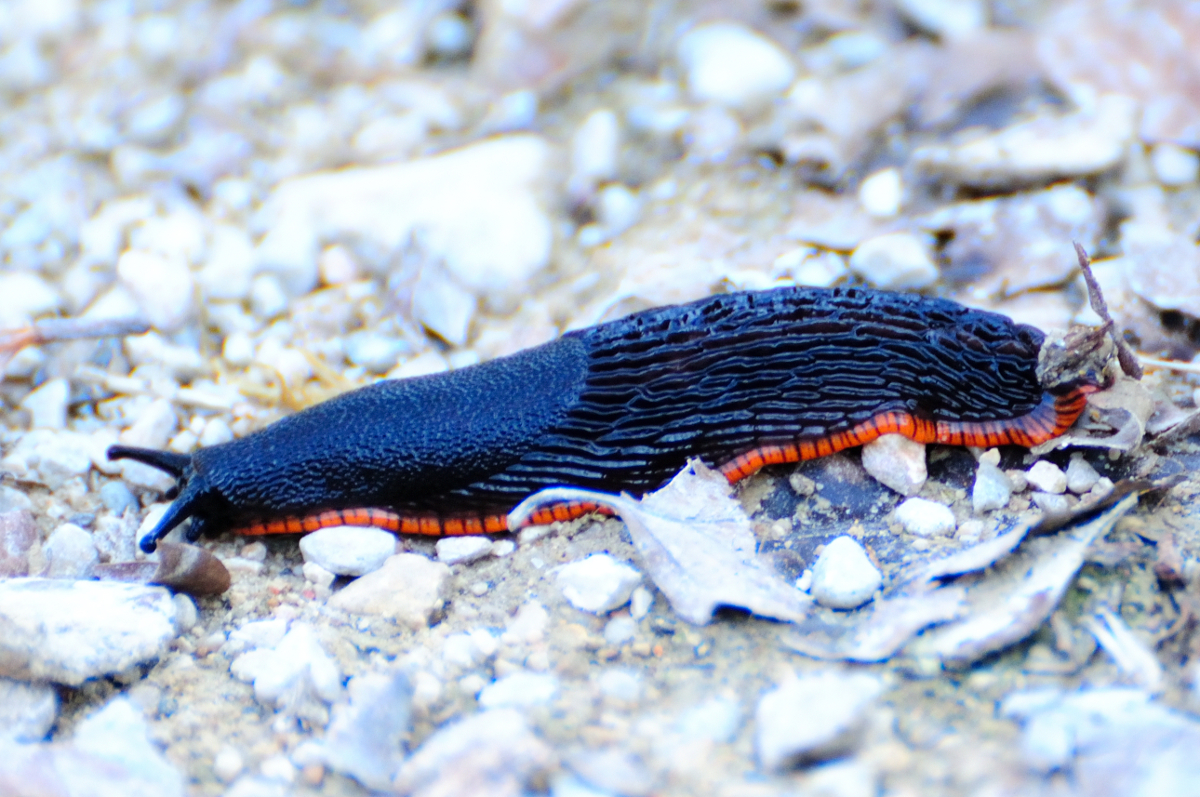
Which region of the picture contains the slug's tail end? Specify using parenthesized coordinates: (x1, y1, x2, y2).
(107, 445, 192, 477)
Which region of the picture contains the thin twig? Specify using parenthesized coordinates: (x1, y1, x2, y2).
(1137, 354, 1200, 374)
(1074, 241, 1143, 379)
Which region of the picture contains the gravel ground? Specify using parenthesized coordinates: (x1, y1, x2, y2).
(2, 0, 1200, 796)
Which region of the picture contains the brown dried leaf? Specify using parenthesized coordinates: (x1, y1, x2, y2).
(510, 462, 812, 626)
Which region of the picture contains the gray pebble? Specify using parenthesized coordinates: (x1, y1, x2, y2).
(393, 708, 552, 796)
(603, 616, 638, 646)
(303, 670, 413, 790)
(44, 523, 99, 579)
(756, 671, 883, 771)
(100, 481, 139, 515)
(861, 433, 926, 496)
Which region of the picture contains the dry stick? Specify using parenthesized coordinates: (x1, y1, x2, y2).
(1073, 241, 1144, 380)
(0, 316, 150, 374)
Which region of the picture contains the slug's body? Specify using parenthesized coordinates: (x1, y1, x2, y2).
(112, 286, 1097, 552)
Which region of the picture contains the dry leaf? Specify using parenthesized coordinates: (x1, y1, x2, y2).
(908, 493, 1137, 666)
(509, 461, 812, 625)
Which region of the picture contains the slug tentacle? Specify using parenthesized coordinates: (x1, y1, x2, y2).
(106, 445, 217, 552)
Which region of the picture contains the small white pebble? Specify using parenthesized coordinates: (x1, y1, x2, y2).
(1065, 454, 1100, 494)
(810, 536, 881, 609)
(598, 669, 641, 702)
(1032, 492, 1070, 515)
(490, 539, 516, 558)
(677, 21, 796, 109)
(858, 167, 903, 218)
(19, 378, 69, 429)
(861, 434, 926, 496)
(957, 519, 985, 544)
(1005, 469, 1029, 493)
(222, 332, 255, 367)
(1026, 461, 1067, 494)
(199, 418, 234, 447)
(556, 554, 642, 614)
(1150, 142, 1199, 187)
(302, 561, 335, 588)
(629, 586, 654, 620)
(604, 616, 638, 646)
(213, 746, 244, 783)
(260, 754, 296, 783)
(249, 274, 289, 319)
(470, 581, 489, 596)
(318, 244, 360, 285)
(894, 497, 956, 537)
(435, 536, 492, 565)
(849, 233, 938, 290)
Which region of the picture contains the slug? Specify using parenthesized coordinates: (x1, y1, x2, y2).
(110, 286, 1103, 553)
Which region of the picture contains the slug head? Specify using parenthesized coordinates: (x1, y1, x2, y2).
(106, 445, 216, 553)
(1036, 323, 1116, 396)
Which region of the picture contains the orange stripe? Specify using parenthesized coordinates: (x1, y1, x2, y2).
(718, 388, 1091, 483)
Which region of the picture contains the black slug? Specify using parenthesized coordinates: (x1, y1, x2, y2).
(109, 286, 1099, 552)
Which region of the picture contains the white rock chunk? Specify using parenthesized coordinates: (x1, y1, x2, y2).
(677, 22, 796, 109)
(861, 434, 926, 496)
(257, 135, 554, 298)
(300, 669, 412, 790)
(230, 623, 342, 711)
(1151, 142, 1200, 187)
(299, 526, 396, 576)
(810, 536, 882, 609)
(0, 699, 185, 796)
(1026, 461, 1067, 494)
(393, 709, 552, 796)
(0, 579, 176, 685)
(0, 677, 58, 742)
(18, 377, 69, 429)
(858, 167, 903, 218)
(894, 498, 956, 537)
(328, 553, 450, 627)
(569, 108, 620, 196)
(895, 0, 986, 39)
(435, 536, 493, 565)
(478, 672, 559, 709)
(912, 94, 1138, 187)
(556, 554, 642, 614)
(43, 522, 99, 578)
(756, 671, 883, 771)
(849, 232, 939, 289)
(1065, 454, 1101, 494)
(972, 460, 1013, 514)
